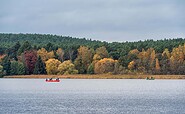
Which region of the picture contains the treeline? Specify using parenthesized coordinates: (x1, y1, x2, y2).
(0, 33, 185, 77)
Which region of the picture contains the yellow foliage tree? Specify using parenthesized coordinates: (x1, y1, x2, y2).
(58, 60, 78, 75)
(171, 45, 184, 63)
(129, 49, 139, 55)
(47, 51, 55, 60)
(37, 48, 55, 62)
(93, 54, 101, 64)
(128, 61, 135, 70)
(94, 58, 117, 74)
(45, 59, 61, 75)
(162, 48, 171, 59)
(95, 46, 109, 59)
(74, 46, 94, 73)
(150, 50, 156, 64)
(37, 48, 48, 62)
(137, 49, 147, 60)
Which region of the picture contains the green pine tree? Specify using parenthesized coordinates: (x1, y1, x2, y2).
(10, 61, 25, 75)
(18, 41, 32, 55)
(0, 65, 4, 78)
(1, 56, 11, 75)
(87, 63, 94, 74)
(33, 56, 46, 74)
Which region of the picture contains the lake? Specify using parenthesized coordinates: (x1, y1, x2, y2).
(0, 79, 185, 114)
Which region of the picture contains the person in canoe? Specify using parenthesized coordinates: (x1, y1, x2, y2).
(56, 78, 59, 81)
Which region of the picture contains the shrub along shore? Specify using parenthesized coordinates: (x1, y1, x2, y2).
(3, 75, 185, 79)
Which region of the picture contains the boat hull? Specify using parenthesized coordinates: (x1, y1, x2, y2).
(46, 80, 60, 82)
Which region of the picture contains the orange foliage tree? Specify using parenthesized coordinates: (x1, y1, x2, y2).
(128, 61, 135, 70)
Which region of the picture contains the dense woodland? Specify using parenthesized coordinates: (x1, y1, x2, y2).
(0, 33, 185, 77)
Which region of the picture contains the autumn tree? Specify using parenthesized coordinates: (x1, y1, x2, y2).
(24, 50, 37, 74)
(74, 46, 94, 74)
(135, 48, 156, 73)
(95, 46, 109, 59)
(94, 58, 117, 74)
(37, 48, 55, 62)
(37, 48, 48, 62)
(129, 49, 139, 55)
(162, 48, 170, 59)
(119, 49, 139, 68)
(128, 61, 136, 70)
(86, 46, 108, 74)
(48, 51, 55, 59)
(45, 58, 61, 75)
(58, 60, 78, 75)
(169, 45, 185, 74)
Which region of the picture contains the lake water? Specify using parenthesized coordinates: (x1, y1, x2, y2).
(0, 79, 185, 114)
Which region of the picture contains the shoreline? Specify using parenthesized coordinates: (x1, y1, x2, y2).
(3, 74, 185, 79)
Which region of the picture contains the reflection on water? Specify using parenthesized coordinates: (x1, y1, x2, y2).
(0, 79, 185, 114)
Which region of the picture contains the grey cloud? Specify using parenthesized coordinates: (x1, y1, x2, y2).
(0, 0, 184, 42)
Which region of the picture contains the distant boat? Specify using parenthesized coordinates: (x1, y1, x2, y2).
(146, 77, 155, 80)
(46, 78, 60, 82)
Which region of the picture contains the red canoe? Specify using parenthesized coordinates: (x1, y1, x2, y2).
(46, 80, 60, 82)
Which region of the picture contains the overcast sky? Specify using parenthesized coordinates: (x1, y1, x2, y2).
(0, 0, 184, 42)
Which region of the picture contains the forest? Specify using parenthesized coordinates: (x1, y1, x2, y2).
(0, 33, 185, 77)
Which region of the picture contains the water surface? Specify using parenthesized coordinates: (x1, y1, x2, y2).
(0, 79, 185, 114)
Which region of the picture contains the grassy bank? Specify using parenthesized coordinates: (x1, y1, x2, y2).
(3, 74, 185, 79)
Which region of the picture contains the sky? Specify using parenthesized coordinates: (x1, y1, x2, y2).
(0, 0, 185, 42)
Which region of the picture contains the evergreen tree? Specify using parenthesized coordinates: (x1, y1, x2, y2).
(1, 56, 11, 75)
(87, 63, 94, 74)
(18, 41, 32, 55)
(74, 57, 86, 74)
(33, 56, 46, 74)
(45, 43, 54, 51)
(0, 65, 4, 77)
(10, 61, 18, 75)
(17, 62, 26, 75)
(10, 61, 25, 75)
(7, 41, 21, 60)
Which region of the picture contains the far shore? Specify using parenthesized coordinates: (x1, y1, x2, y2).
(3, 74, 185, 79)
